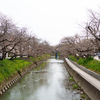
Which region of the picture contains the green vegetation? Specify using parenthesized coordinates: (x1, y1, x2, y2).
(34, 62, 47, 71)
(0, 59, 31, 84)
(0, 54, 50, 84)
(81, 94, 86, 98)
(72, 84, 79, 89)
(30, 54, 50, 62)
(51, 53, 60, 56)
(57, 53, 60, 56)
(69, 55, 100, 74)
(40, 62, 47, 67)
(69, 76, 74, 81)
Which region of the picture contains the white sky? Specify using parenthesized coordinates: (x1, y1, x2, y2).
(0, 0, 100, 45)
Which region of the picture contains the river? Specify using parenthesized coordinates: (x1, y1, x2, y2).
(0, 58, 82, 100)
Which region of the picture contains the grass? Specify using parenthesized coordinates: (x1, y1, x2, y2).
(0, 59, 31, 84)
(0, 54, 50, 84)
(69, 55, 100, 74)
(30, 54, 50, 62)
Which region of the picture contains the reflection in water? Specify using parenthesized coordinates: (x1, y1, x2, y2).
(0, 59, 80, 100)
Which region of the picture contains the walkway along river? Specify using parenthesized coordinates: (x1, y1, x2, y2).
(0, 58, 89, 100)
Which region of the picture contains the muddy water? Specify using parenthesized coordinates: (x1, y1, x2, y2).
(0, 59, 82, 100)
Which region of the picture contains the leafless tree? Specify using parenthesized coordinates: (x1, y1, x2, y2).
(85, 9, 100, 53)
(59, 34, 95, 58)
(0, 13, 52, 60)
(0, 13, 20, 60)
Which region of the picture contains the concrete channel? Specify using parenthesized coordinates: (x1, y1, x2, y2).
(64, 58, 100, 100)
(0, 58, 88, 100)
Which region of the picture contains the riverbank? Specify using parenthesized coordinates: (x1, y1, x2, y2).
(0, 54, 50, 95)
(64, 58, 100, 100)
(69, 55, 100, 75)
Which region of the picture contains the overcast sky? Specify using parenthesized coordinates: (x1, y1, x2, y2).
(0, 0, 100, 45)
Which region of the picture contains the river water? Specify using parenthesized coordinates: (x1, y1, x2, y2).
(0, 58, 82, 100)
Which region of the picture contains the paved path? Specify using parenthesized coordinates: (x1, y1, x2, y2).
(65, 58, 100, 91)
(94, 55, 100, 61)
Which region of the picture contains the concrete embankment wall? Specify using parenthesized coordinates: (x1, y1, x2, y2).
(64, 58, 100, 100)
(0, 59, 46, 96)
(70, 60, 100, 81)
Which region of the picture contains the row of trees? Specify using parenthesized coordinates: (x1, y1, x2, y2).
(58, 9, 100, 58)
(0, 13, 52, 60)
